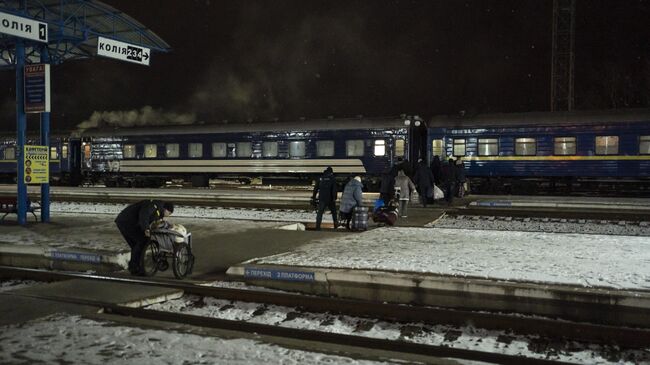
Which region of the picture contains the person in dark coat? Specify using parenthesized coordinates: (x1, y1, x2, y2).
(442, 158, 458, 205)
(456, 158, 467, 197)
(379, 167, 396, 203)
(312, 166, 338, 230)
(413, 159, 435, 207)
(115, 200, 174, 275)
(430, 156, 442, 186)
(339, 176, 363, 230)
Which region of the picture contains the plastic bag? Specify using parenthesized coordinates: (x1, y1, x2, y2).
(433, 184, 444, 200)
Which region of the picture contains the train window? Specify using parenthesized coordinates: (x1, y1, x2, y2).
(123, 144, 136, 158)
(4, 147, 15, 160)
(212, 143, 227, 158)
(515, 138, 536, 156)
(346, 140, 364, 157)
(188, 143, 203, 158)
(62, 145, 68, 159)
(395, 139, 405, 157)
(640, 136, 650, 155)
(554, 137, 576, 155)
(595, 136, 619, 155)
(262, 141, 278, 157)
(453, 139, 466, 157)
(316, 140, 334, 157)
(166, 143, 180, 158)
(50, 146, 58, 159)
(374, 140, 386, 156)
(144, 144, 157, 158)
(83, 144, 91, 159)
(431, 139, 444, 158)
(289, 141, 306, 157)
(478, 138, 498, 156)
(236, 142, 252, 157)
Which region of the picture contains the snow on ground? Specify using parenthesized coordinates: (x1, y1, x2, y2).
(148, 295, 649, 365)
(0, 215, 284, 253)
(254, 227, 650, 290)
(0, 280, 40, 293)
(0, 314, 396, 365)
(51, 201, 327, 223)
(431, 215, 650, 236)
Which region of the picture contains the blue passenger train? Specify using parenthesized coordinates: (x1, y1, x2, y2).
(79, 116, 425, 188)
(0, 109, 648, 195)
(427, 109, 650, 194)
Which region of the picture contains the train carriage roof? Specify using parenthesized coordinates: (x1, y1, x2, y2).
(429, 109, 650, 128)
(79, 116, 408, 137)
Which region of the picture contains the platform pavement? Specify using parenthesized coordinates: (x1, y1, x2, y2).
(3, 203, 648, 329)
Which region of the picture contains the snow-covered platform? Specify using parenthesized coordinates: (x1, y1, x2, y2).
(227, 226, 650, 327)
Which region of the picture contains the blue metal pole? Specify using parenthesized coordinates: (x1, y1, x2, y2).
(40, 47, 50, 223)
(16, 39, 27, 225)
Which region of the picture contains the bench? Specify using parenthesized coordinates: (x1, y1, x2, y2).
(0, 197, 39, 222)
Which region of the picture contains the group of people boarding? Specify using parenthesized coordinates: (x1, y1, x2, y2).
(311, 157, 466, 230)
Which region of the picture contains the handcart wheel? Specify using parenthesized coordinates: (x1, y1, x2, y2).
(172, 243, 194, 279)
(141, 240, 160, 277)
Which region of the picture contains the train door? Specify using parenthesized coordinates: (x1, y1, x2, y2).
(68, 139, 82, 185)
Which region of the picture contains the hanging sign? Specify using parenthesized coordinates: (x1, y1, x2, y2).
(0, 11, 47, 42)
(97, 36, 151, 66)
(24, 145, 49, 184)
(24, 63, 50, 113)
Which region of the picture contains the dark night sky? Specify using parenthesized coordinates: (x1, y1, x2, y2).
(1, 0, 650, 131)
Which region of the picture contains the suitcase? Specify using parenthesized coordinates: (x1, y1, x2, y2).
(351, 206, 368, 231)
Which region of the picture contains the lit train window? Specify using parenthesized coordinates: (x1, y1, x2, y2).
(188, 143, 203, 158)
(166, 144, 179, 158)
(395, 139, 405, 157)
(595, 136, 618, 155)
(640, 136, 650, 155)
(212, 143, 226, 158)
(431, 139, 444, 158)
(50, 146, 58, 159)
(289, 141, 306, 157)
(316, 140, 334, 157)
(83, 144, 91, 159)
(346, 140, 364, 157)
(262, 141, 278, 157)
(4, 147, 15, 160)
(374, 140, 386, 156)
(515, 138, 536, 156)
(62, 145, 68, 159)
(236, 142, 252, 157)
(123, 144, 136, 158)
(554, 137, 576, 155)
(478, 138, 498, 156)
(144, 144, 157, 158)
(453, 139, 466, 157)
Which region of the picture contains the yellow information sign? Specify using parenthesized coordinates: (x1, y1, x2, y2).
(24, 145, 49, 184)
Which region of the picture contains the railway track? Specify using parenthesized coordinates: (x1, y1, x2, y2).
(2, 266, 648, 364)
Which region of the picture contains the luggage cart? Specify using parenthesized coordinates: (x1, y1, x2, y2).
(141, 222, 195, 279)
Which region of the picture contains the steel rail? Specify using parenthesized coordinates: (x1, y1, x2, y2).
(2, 266, 649, 349)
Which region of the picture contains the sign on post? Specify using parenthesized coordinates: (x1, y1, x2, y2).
(0, 11, 47, 42)
(97, 36, 151, 66)
(24, 64, 50, 113)
(24, 145, 49, 184)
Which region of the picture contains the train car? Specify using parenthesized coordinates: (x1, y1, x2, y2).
(427, 109, 650, 195)
(0, 133, 82, 185)
(80, 116, 428, 189)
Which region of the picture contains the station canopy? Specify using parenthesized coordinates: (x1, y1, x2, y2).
(0, 0, 171, 68)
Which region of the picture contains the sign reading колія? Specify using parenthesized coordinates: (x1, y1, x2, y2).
(24, 145, 49, 184)
(0, 11, 48, 42)
(97, 36, 151, 66)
